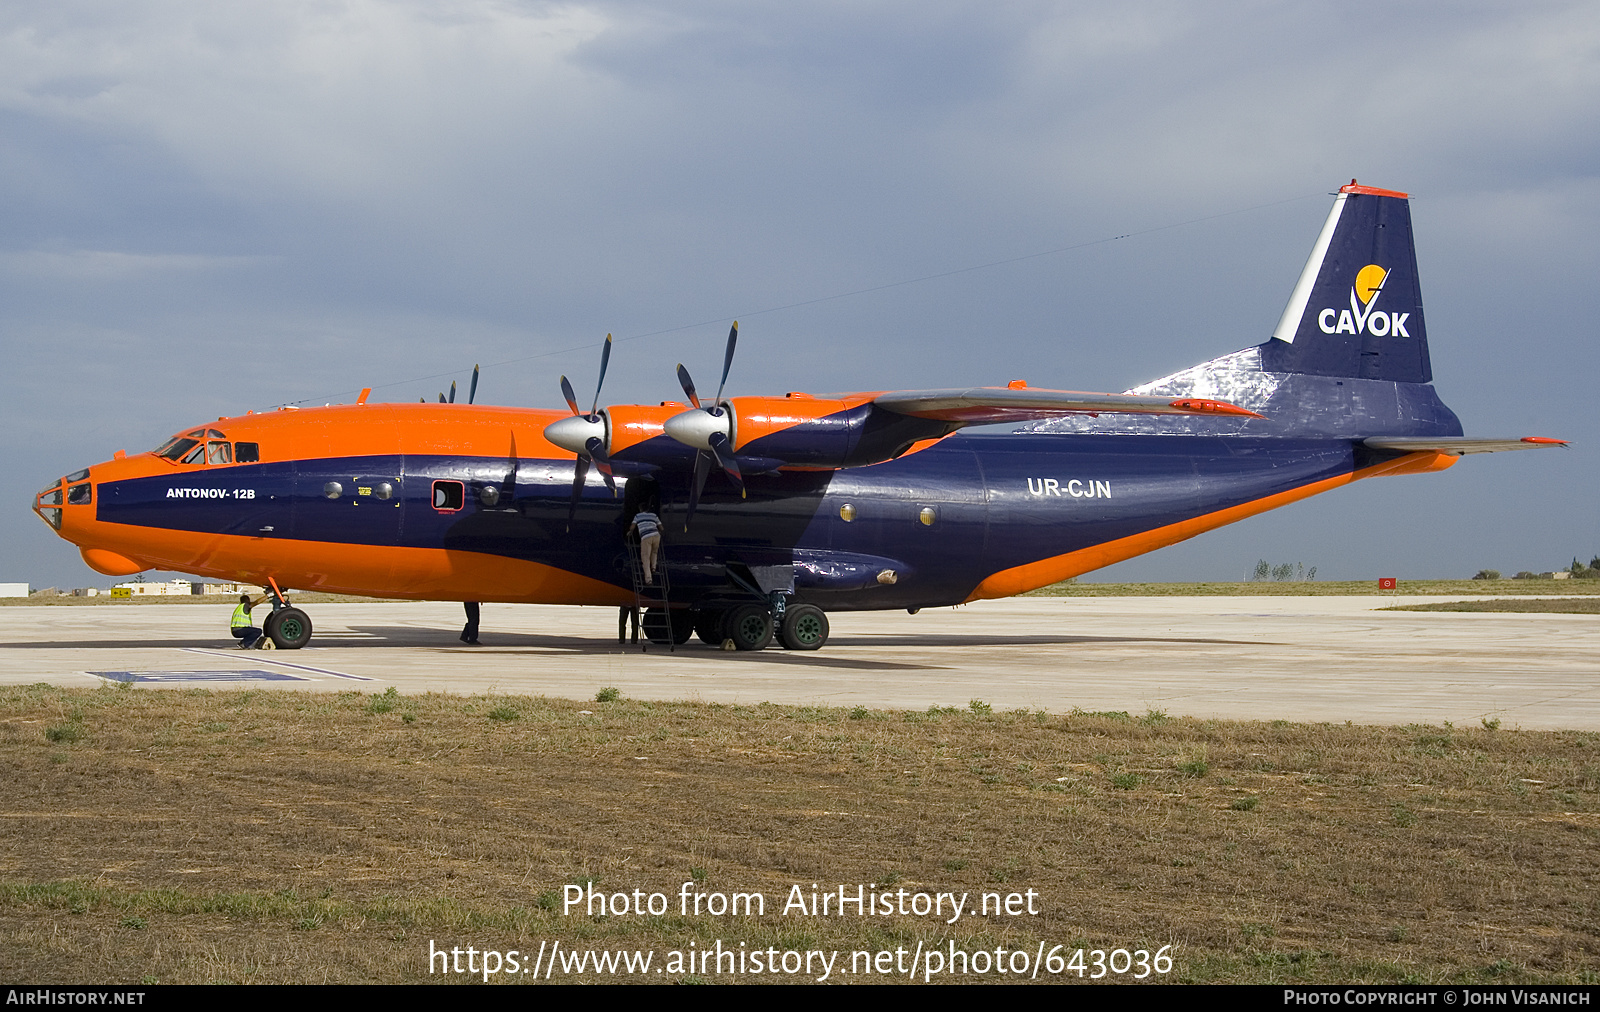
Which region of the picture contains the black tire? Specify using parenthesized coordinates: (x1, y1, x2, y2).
(694, 609, 727, 646)
(724, 604, 773, 651)
(777, 604, 829, 650)
(641, 608, 672, 645)
(643, 608, 695, 645)
(266, 607, 313, 649)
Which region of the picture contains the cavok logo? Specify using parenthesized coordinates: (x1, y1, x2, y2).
(1317, 264, 1411, 338)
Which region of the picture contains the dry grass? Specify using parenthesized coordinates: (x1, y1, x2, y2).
(1, 592, 388, 607)
(1383, 598, 1600, 614)
(2, 684, 1598, 984)
(1027, 580, 1600, 597)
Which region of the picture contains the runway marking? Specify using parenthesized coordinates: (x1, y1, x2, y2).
(90, 669, 309, 683)
(183, 648, 374, 681)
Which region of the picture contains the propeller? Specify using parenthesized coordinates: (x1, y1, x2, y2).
(668, 322, 745, 528)
(551, 336, 618, 530)
(468, 365, 479, 405)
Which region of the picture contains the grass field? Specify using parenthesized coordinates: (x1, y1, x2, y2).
(0, 592, 389, 607)
(1026, 580, 1600, 597)
(1384, 599, 1600, 614)
(2, 684, 1597, 984)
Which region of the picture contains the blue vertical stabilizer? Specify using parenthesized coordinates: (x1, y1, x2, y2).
(1261, 181, 1430, 383)
(1020, 181, 1461, 440)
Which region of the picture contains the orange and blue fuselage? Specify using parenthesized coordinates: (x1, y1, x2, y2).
(33, 400, 1452, 609)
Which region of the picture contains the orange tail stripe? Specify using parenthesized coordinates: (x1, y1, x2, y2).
(965, 452, 1455, 601)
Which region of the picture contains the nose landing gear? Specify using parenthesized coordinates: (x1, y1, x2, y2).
(261, 579, 313, 649)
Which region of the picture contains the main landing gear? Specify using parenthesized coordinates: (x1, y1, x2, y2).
(683, 602, 830, 652)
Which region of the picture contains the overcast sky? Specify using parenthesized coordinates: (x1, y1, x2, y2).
(4, 0, 1596, 589)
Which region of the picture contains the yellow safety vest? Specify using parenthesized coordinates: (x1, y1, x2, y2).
(231, 603, 252, 629)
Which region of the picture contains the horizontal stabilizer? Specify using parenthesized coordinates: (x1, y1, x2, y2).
(874, 387, 1262, 425)
(1364, 436, 1569, 456)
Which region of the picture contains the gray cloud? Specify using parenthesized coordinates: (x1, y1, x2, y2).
(4, 0, 1596, 587)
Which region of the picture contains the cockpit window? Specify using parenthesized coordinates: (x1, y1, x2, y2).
(206, 429, 225, 439)
(155, 437, 200, 461)
(185, 428, 205, 438)
(207, 441, 232, 465)
(180, 442, 207, 465)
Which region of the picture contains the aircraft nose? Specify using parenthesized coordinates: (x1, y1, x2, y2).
(33, 467, 92, 533)
(33, 480, 64, 531)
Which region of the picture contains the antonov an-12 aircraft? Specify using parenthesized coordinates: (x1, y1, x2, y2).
(33, 181, 1564, 651)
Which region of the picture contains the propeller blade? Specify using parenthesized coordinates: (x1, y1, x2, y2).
(585, 436, 617, 497)
(438, 393, 447, 403)
(448, 381, 457, 404)
(676, 363, 701, 409)
(707, 430, 745, 496)
(684, 450, 712, 530)
(589, 334, 612, 417)
(559, 375, 580, 416)
(566, 454, 591, 532)
(419, 397, 426, 403)
(468, 365, 479, 405)
(712, 321, 738, 408)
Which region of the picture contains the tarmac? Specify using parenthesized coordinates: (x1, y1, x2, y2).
(2, 597, 1596, 730)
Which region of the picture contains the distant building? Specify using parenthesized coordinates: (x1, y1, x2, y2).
(111, 580, 264, 597)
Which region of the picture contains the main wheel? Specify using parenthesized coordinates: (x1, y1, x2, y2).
(777, 604, 829, 651)
(694, 609, 727, 646)
(641, 608, 672, 645)
(265, 607, 313, 649)
(643, 608, 695, 645)
(724, 604, 773, 651)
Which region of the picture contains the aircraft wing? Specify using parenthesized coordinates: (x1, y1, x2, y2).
(1363, 436, 1569, 455)
(872, 387, 1263, 424)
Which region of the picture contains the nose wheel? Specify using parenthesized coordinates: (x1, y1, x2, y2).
(262, 607, 313, 649)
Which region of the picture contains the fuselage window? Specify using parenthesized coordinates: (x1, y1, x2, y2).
(235, 442, 260, 463)
(207, 441, 233, 465)
(432, 480, 465, 511)
(67, 483, 92, 505)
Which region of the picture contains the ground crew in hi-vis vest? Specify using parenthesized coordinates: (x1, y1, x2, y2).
(231, 594, 270, 649)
